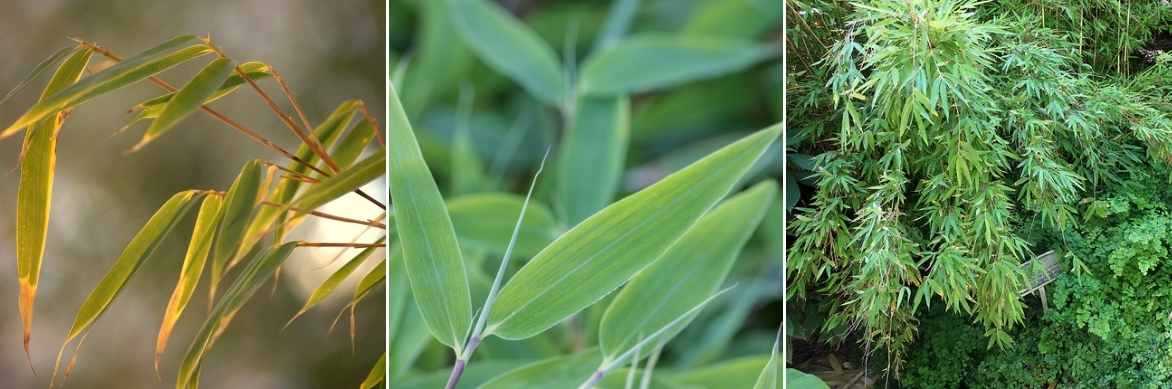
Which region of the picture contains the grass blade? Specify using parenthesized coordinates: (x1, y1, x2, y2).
(359, 353, 386, 389)
(388, 82, 472, 350)
(599, 181, 778, 357)
(480, 349, 603, 389)
(558, 96, 629, 225)
(209, 160, 263, 303)
(16, 46, 93, 362)
(753, 327, 783, 389)
(155, 194, 223, 372)
(448, 193, 562, 257)
(579, 35, 777, 96)
(2, 35, 212, 138)
(485, 125, 780, 340)
(287, 237, 384, 326)
(132, 57, 234, 151)
(446, 0, 566, 106)
(288, 148, 384, 213)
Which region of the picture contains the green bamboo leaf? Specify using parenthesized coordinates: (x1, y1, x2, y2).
(559, 96, 629, 225)
(61, 190, 199, 346)
(395, 360, 533, 389)
(600, 180, 778, 357)
(354, 257, 386, 303)
(448, 193, 563, 257)
(451, 122, 489, 196)
(389, 246, 430, 380)
(682, 0, 781, 38)
(209, 160, 263, 303)
(446, 0, 566, 106)
(155, 194, 223, 371)
(287, 149, 385, 213)
(671, 356, 770, 389)
(2, 35, 212, 138)
(388, 82, 472, 350)
(480, 349, 603, 389)
(16, 46, 92, 357)
(784, 369, 828, 389)
(129, 61, 270, 122)
(401, 0, 473, 116)
(287, 237, 384, 325)
(176, 242, 297, 388)
(593, 0, 641, 52)
(485, 125, 780, 340)
(132, 57, 234, 151)
(359, 353, 386, 389)
(579, 35, 777, 96)
(753, 328, 783, 389)
(0, 45, 73, 106)
(331, 119, 377, 170)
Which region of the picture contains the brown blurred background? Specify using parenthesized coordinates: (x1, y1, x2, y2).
(0, 0, 386, 387)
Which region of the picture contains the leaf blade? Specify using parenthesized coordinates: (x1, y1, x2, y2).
(133, 57, 234, 151)
(447, 0, 566, 106)
(448, 193, 562, 258)
(558, 96, 629, 225)
(155, 194, 223, 370)
(209, 160, 263, 303)
(579, 35, 777, 96)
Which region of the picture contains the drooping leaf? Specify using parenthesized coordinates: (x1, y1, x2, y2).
(132, 57, 234, 151)
(287, 149, 385, 213)
(388, 82, 471, 350)
(209, 160, 263, 303)
(288, 237, 384, 324)
(0, 45, 73, 106)
(486, 125, 780, 340)
(578, 35, 777, 96)
(2, 35, 212, 138)
(16, 46, 92, 357)
(176, 242, 297, 388)
(359, 353, 386, 389)
(447, 0, 566, 106)
(558, 96, 629, 225)
(479, 349, 603, 389)
(448, 193, 563, 257)
(61, 190, 199, 347)
(130, 61, 271, 119)
(155, 194, 223, 371)
(600, 180, 778, 357)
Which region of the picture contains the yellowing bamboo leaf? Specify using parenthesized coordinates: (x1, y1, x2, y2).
(388, 82, 471, 350)
(287, 149, 384, 213)
(448, 193, 562, 257)
(359, 353, 386, 389)
(485, 125, 780, 340)
(479, 349, 603, 389)
(446, 0, 566, 106)
(0, 45, 73, 106)
(579, 35, 777, 96)
(330, 119, 376, 170)
(16, 46, 92, 358)
(2, 35, 212, 138)
(559, 96, 629, 225)
(176, 242, 297, 389)
(287, 237, 384, 325)
(60, 190, 199, 349)
(155, 194, 223, 371)
(131, 61, 271, 119)
(209, 160, 263, 303)
(600, 181, 778, 357)
(132, 57, 234, 151)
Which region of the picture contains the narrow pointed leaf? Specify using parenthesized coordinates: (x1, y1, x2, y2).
(559, 96, 629, 225)
(155, 194, 223, 368)
(133, 57, 234, 150)
(395, 360, 533, 389)
(579, 35, 777, 96)
(480, 349, 603, 389)
(209, 160, 263, 302)
(331, 119, 377, 170)
(448, 193, 562, 257)
(401, 0, 473, 116)
(600, 181, 778, 357)
(289, 237, 384, 323)
(131, 61, 271, 118)
(753, 329, 784, 389)
(2, 35, 212, 138)
(446, 0, 565, 106)
(485, 125, 780, 339)
(16, 46, 92, 356)
(63, 190, 199, 345)
(389, 248, 430, 380)
(593, 0, 641, 52)
(388, 82, 471, 349)
(784, 369, 828, 389)
(671, 356, 771, 389)
(0, 45, 73, 106)
(287, 148, 384, 213)
(451, 124, 488, 196)
(359, 353, 386, 389)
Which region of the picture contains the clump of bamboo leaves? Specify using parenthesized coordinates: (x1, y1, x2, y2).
(4, 35, 386, 388)
(389, 0, 782, 387)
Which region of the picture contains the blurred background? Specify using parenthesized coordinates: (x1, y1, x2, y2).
(0, 0, 385, 387)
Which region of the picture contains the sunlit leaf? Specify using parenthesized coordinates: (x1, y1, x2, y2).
(359, 353, 386, 389)
(330, 119, 377, 170)
(208, 160, 262, 303)
(155, 194, 223, 371)
(287, 149, 384, 213)
(287, 237, 384, 325)
(131, 57, 234, 151)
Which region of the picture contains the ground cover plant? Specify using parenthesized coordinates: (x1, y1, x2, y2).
(786, 0, 1172, 385)
(388, 0, 782, 388)
(3, 35, 386, 388)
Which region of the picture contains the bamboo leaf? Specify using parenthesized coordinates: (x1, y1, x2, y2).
(401, 0, 473, 116)
(753, 328, 783, 389)
(287, 237, 384, 325)
(389, 247, 430, 380)
(359, 353, 386, 389)
(484, 125, 779, 340)
(388, 82, 472, 350)
(287, 148, 385, 213)
(446, 0, 566, 106)
(16, 46, 92, 358)
(600, 181, 777, 357)
(61, 190, 199, 346)
(593, 0, 641, 52)
(395, 360, 533, 389)
(579, 35, 777, 96)
(155, 194, 222, 371)
(0, 45, 73, 106)
(132, 57, 234, 151)
(448, 193, 563, 257)
(480, 349, 603, 389)
(783, 369, 828, 389)
(2, 35, 212, 138)
(671, 356, 771, 389)
(176, 242, 297, 388)
(331, 119, 377, 170)
(131, 61, 271, 118)
(209, 160, 263, 303)
(559, 96, 629, 225)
